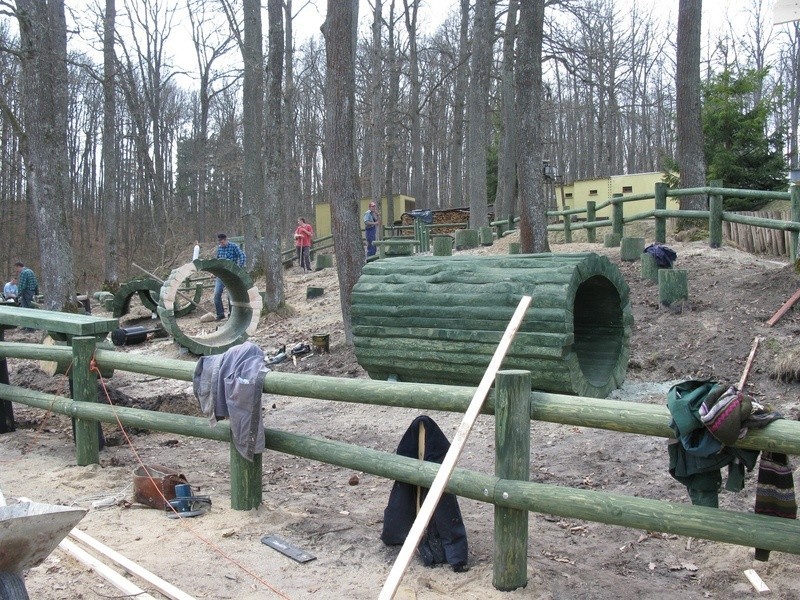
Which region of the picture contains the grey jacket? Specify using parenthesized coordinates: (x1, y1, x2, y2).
(193, 341, 267, 461)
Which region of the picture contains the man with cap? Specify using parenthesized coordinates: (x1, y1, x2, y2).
(364, 201, 381, 257)
(214, 233, 246, 321)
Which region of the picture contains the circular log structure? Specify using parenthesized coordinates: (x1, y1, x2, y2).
(112, 277, 202, 318)
(157, 259, 262, 356)
(112, 278, 162, 317)
(352, 253, 632, 398)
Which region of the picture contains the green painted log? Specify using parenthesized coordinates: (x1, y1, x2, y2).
(604, 232, 621, 248)
(641, 252, 659, 282)
(172, 282, 203, 317)
(432, 235, 453, 256)
(72, 336, 100, 466)
(113, 278, 161, 317)
(158, 259, 262, 356)
(315, 253, 334, 270)
(479, 225, 494, 246)
(659, 269, 688, 308)
(352, 253, 632, 398)
(620, 237, 645, 261)
(509, 242, 521, 254)
(494, 370, 531, 591)
(454, 228, 480, 250)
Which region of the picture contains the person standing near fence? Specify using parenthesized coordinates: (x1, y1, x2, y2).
(294, 217, 314, 272)
(364, 201, 381, 257)
(214, 233, 246, 321)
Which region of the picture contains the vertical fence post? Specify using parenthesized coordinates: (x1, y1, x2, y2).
(586, 201, 596, 243)
(563, 206, 572, 243)
(791, 184, 800, 263)
(654, 182, 667, 243)
(612, 194, 623, 238)
(708, 179, 723, 248)
(230, 443, 263, 510)
(72, 335, 100, 466)
(0, 328, 14, 434)
(493, 369, 531, 592)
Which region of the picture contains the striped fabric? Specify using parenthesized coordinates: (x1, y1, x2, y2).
(754, 451, 796, 561)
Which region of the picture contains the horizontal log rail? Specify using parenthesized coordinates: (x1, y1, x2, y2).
(1, 334, 800, 589)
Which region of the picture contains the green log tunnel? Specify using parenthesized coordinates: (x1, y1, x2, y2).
(157, 259, 263, 356)
(352, 253, 632, 398)
(112, 277, 202, 319)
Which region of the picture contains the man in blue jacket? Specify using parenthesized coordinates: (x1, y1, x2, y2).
(214, 234, 246, 321)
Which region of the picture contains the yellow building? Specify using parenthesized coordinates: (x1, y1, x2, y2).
(555, 172, 678, 219)
(314, 194, 416, 238)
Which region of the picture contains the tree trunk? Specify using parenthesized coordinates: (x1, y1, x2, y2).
(369, 0, 384, 232)
(102, 0, 118, 289)
(402, 0, 423, 206)
(322, 0, 362, 344)
(466, 0, 495, 229)
(449, 0, 469, 208)
(516, 0, 549, 254)
(15, 0, 78, 311)
(263, 0, 286, 311)
(241, 0, 266, 271)
(675, 0, 706, 227)
(495, 0, 518, 222)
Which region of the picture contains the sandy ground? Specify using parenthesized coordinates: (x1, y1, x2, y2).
(1, 227, 800, 600)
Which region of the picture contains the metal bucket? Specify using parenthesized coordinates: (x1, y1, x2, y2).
(311, 333, 330, 354)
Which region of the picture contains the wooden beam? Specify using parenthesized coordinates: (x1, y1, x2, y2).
(379, 295, 532, 600)
(69, 528, 197, 600)
(766, 287, 800, 327)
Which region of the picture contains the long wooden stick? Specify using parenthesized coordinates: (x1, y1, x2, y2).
(69, 528, 197, 600)
(379, 295, 532, 600)
(59, 538, 159, 600)
(766, 288, 800, 327)
(738, 336, 761, 391)
(131, 262, 214, 318)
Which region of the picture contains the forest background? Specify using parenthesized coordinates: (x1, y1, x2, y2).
(0, 0, 798, 320)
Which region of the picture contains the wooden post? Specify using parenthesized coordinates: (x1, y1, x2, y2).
(604, 232, 621, 248)
(563, 206, 572, 243)
(72, 336, 100, 466)
(454, 229, 480, 250)
(493, 370, 531, 592)
(509, 242, 521, 255)
(480, 225, 494, 246)
(586, 201, 596, 243)
(612, 193, 624, 237)
(229, 442, 262, 510)
(0, 327, 14, 434)
(621, 237, 645, 261)
(379, 297, 532, 600)
(315, 253, 334, 270)
(709, 179, 723, 248)
(659, 269, 688, 309)
(432, 235, 452, 256)
(791, 183, 800, 263)
(641, 252, 659, 282)
(654, 182, 667, 244)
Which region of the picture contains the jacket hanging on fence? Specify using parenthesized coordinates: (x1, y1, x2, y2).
(666, 380, 759, 507)
(380, 415, 468, 571)
(193, 341, 267, 461)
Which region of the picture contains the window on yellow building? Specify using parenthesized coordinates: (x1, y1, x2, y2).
(589, 189, 598, 196)
(622, 186, 633, 193)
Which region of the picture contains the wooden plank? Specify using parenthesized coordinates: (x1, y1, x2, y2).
(766, 288, 800, 327)
(58, 538, 158, 600)
(378, 296, 532, 600)
(744, 569, 770, 593)
(69, 528, 197, 600)
(0, 305, 117, 336)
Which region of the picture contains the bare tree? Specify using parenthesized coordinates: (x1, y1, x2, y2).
(466, 0, 495, 229)
(368, 0, 383, 229)
(322, 0, 362, 344)
(494, 0, 518, 221)
(449, 0, 469, 208)
(675, 0, 706, 220)
(1, 0, 78, 311)
(262, 0, 285, 311)
(516, 0, 549, 253)
(102, 0, 118, 289)
(402, 0, 423, 205)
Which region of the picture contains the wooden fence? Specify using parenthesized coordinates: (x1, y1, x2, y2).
(0, 308, 799, 591)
